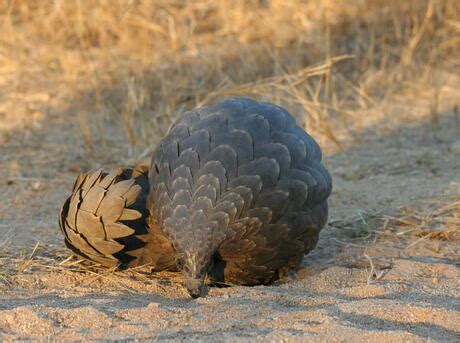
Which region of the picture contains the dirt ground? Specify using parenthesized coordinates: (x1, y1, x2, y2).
(1, 1, 460, 341)
(0, 72, 459, 341)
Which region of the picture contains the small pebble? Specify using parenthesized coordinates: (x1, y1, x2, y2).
(32, 181, 41, 191)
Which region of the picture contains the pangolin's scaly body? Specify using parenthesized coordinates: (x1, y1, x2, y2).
(60, 97, 332, 298)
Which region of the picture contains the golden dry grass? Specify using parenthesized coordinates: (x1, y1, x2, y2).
(1, 0, 458, 156)
(384, 196, 460, 246)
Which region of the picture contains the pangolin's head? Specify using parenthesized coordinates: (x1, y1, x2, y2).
(175, 248, 211, 298)
(170, 228, 224, 298)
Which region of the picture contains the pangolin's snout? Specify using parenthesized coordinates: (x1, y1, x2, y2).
(185, 278, 207, 299)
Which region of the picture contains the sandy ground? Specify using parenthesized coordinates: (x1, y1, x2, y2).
(0, 72, 459, 341)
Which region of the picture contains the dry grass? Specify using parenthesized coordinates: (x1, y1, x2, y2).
(1, 0, 458, 159)
(327, 197, 459, 283)
(0, 241, 186, 294)
(383, 197, 460, 245)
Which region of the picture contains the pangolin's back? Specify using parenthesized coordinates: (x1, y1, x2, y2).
(148, 97, 332, 285)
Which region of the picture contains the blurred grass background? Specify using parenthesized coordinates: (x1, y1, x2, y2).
(0, 0, 458, 163)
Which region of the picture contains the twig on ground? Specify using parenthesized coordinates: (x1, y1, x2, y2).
(364, 254, 386, 284)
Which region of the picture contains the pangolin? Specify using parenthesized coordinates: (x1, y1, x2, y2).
(59, 97, 332, 298)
